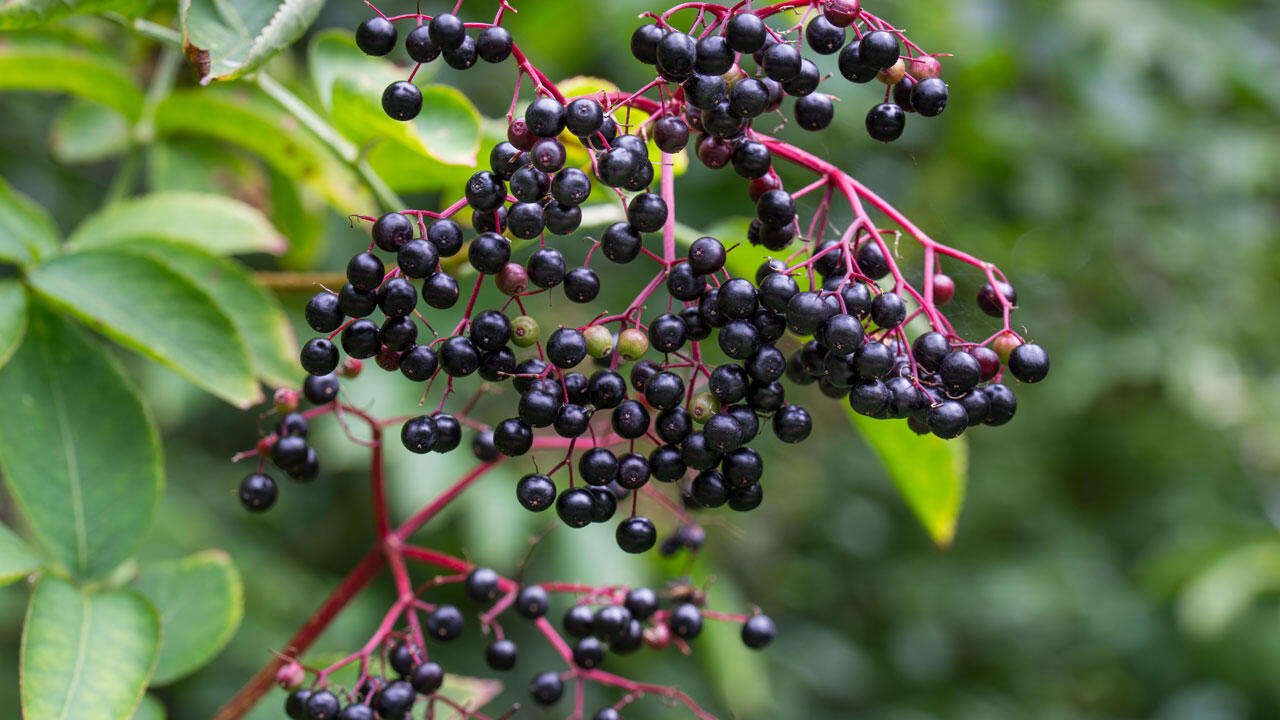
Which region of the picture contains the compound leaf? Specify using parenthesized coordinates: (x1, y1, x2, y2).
(0, 304, 161, 579)
(50, 99, 131, 165)
(0, 175, 60, 268)
(134, 550, 243, 685)
(0, 0, 148, 29)
(179, 0, 324, 84)
(20, 575, 159, 720)
(69, 191, 287, 256)
(0, 34, 143, 120)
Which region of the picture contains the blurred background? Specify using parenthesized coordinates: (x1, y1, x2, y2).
(2, 0, 1280, 718)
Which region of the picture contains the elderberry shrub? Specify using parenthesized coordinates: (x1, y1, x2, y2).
(247, 3, 1048, 716)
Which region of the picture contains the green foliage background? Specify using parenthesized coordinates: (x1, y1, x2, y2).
(1, 0, 1279, 718)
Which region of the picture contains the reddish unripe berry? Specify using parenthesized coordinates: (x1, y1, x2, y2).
(697, 135, 733, 169)
(823, 0, 860, 26)
(878, 58, 907, 85)
(496, 263, 530, 295)
(911, 55, 942, 80)
(376, 346, 401, 372)
(932, 273, 955, 305)
(273, 388, 299, 414)
(644, 620, 671, 649)
(747, 174, 783, 203)
(992, 333, 1022, 364)
(971, 346, 1001, 381)
(276, 662, 305, 690)
(507, 118, 536, 150)
(340, 357, 364, 378)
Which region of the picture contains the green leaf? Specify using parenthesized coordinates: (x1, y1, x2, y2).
(1176, 541, 1280, 639)
(154, 87, 371, 212)
(0, 522, 42, 587)
(133, 550, 243, 685)
(179, 0, 324, 84)
(109, 240, 299, 389)
(0, 279, 28, 371)
(50, 100, 131, 165)
(0, 175, 59, 268)
(27, 249, 262, 408)
(0, 0, 147, 29)
(69, 191, 287, 256)
(20, 575, 159, 720)
(131, 694, 165, 720)
(145, 138, 265, 196)
(848, 411, 968, 548)
(0, 35, 143, 120)
(0, 305, 161, 578)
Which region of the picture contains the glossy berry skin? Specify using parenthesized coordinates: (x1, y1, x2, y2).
(346, 251, 385, 290)
(611, 400, 651, 439)
(573, 636, 605, 669)
(486, 639, 518, 671)
(977, 281, 1018, 316)
(428, 13, 466, 50)
(668, 602, 704, 639)
(741, 614, 776, 649)
(374, 680, 416, 717)
(547, 327, 587, 368)
(516, 473, 557, 512)
(656, 31, 698, 81)
(763, 42, 802, 82)
(654, 116, 690, 152)
(469, 232, 511, 274)
(795, 93, 835, 130)
(303, 374, 339, 404)
(285, 689, 311, 719)
(601, 222, 643, 263)
(238, 473, 277, 512)
(688, 236, 726, 274)
(985, 384, 1018, 425)
(306, 690, 340, 720)
(401, 415, 438, 454)
(405, 26, 439, 63)
(913, 77, 949, 117)
(525, 97, 566, 137)
(477, 26, 513, 62)
(529, 671, 564, 705)
(927, 400, 969, 439)
(422, 272, 459, 309)
(630, 24, 663, 64)
(725, 12, 766, 53)
(397, 239, 438, 278)
(356, 17, 396, 56)
(617, 516, 657, 553)
(839, 42, 878, 83)
(465, 567, 501, 604)
(731, 141, 772, 179)
(784, 58, 821, 96)
(516, 585, 550, 618)
(805, 16, 846, 54)
(382, 81, 422, 121)
(870, 292, 906, 329)
(305, 292, 342, 333)
(913, 331, 951, 371)
(336, 705, 374, 720)
(426, 605, 464, 642)
(301, 338, 339, 376)
(557, 487, 594, 528)
(493, 417, 533, 456)
(410, 661, 444, 694)
(940, 351, 982, 392)
(564, 98, 604, 136)
(866, 102, 906, 142)
(859, 30, 901, 69)
(773, 404, 812, 442)
(627, 193, 668, 233)
(1009, 343, 1050, 383)
(551, 168, 592, 206)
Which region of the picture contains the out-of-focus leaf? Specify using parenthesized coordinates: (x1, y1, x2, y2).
(154, 88, 371, 212)
(1176, 541, 1280, 639)
(179, 0, 324, 84)
(69, 191, 287, 256)
(145, 138, 265, 197)
(50, 99, 130, 164)
(109, 240, 299, 389)
(0, 175, 59, 267)
(131, 694, 165, 720)
(28, 249, 262, 407)
(20, 575, 159, 720)
(0, 279, 28, 371)
(0, 522, 41, 587)
(0, 36, 142, 120)
(0, 304, 161, 579)
(134, 549, 243, 685)
(849, 411, 968, 548)
(0, 0, 147, 29)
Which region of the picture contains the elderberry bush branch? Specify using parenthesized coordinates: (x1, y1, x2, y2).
(228, 1, 1052, 718)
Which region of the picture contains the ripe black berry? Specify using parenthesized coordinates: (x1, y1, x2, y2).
(305, 292, 342, 333)
(1008, 343, 1049, 383)
(611, 400, 651, 439)
(940, 350, 982, 392)
(465, 567, 501, 604)
(428, 13, 465, 51)
(870, 292, 906, 329)
(616, 516, 656, 553)
(838, 42, 878, 83)
(985, 384, 1018, 425)
(783, 58, 821, 96)
(556, 487, 594, 528)
(731, 141, 772, 179)
(656, 31, 697, 81)
(805, 16, 846, 54)
(382, 81, 422, 121)
(303, 373, 339, 404)
(516, 473, 557, 511)
(525, 97, 566, 138)
(563, 604, 595, 637)
(866, 102, 906, 142)
(373, 211, 414, 252)
(601, 222, 643, 263)
(977, 281, 1017, 316)
(516, 585, 549, 619)
(356, 17, 397, 56)
(285, 689, 311, 720)
(627, 192, 668, 233)
(238, 473, 277, 512)
(551, 168, 591, 206)
(725, 12, 766, 53)
(426, 604, 464, 641)
(401, 415, 438, 454)
(741, 614, 776, 649)
(564, 98, 604, 137)
(573, 636, 605, 668)
(912, 331, 951, 371)
(912, 77, 948, 117)
(529, 671, 564, 705)
(406, 25, 439, 63)
(468, 232, 510, 274)
(695, 35, 734, 75)
(630, 24, 663, 64)
(795, 93, 835, 130)
(477, 26, 513, 63)
(410, 661, 444, 694)
(300, 338, 339, 376)
(773, 404, 811, 442)
(668, 602, 704, 638)
(485, 639, 518, 671)
(493, 417, 533, 456)
(859, 30, 901, 69)
(654, 116, 690, 153)
(421, 272, 459, 309)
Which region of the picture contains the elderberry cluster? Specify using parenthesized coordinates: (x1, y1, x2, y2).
(278, 569, 773, 719)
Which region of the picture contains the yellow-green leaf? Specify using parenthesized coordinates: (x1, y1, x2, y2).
(50, 99, 131, 165)
(0, 175, 59, 268)
(0, 35, 143, 120)
(70, 191, 287, 256)
(0, 522, 41, 587)
(0, 279, 28, 371)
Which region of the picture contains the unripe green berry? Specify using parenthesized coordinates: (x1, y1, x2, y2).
(616, 328, 649, 361)
(584, 325, 614, 359)
(992, 333, 1021, 364)
(690, 392, 721, 424)
(511, 315, 540, 347)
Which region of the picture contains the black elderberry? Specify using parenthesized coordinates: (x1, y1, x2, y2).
(515, 585, 549, 619)
(552, 404, 589, 438)
(709, 364, 749, 404)
(484, 639, 518, 671)
(859, 30, 900, 69)
(656, 31, 697, 81)
(627, 192, 668, 233)
(509, 165, 549, 202)
(305, 292, 343, 333)
(617, 516, 657, 553)
(443, 37, 478, 70)
(773, 404, 812, 442)
(691, 468, 730, 507)
(667, 262, 707, 301)
(643, 371, 685, 409)
(557, 487, 594, 528)
(374, 680, 416, 717)
(984, 384, 1018, 425)
(656, 407, 693, 444)
(894, 75, 917, 112)
(428, 12, 466, 51)
(611, 400, 651, 439)
(563, 267, 600, 303)
(397, 239, 438, 279)
(601, 222, 643, 263)
(959, 387, 991, 426)
(912, 76, 948, 117)
(421, 272, 459, 309)
(668, 602, 704, 639)
(472, 431, 500, 461)
(838, 42, 878, 83)
(389, 641, 416, 677)
(783, 58, 821, 96)
(654, 115, 690, 153)
(525, 97, 566, 138)
(573, 636, 605, 669)
(516, 473, 557, 511)
(940, 350, 982, 392)
(589, 486, 617, 523)
(468, 232, 510, 274)
(285, 689, 311, 720)
(493, 418, 532, 456)
(729, 78, 769, 118)
(977, 281, 1017, 317)
(870, 292, 906, 329)
(806, 15, 846, 54)
(795, 93, 835, 131)
(866, 102, 906, 142)
(529, 671, 564, 705)
(410, 661, 445, 694)
(855, 341, 894, 378)
(406, 25, 440, 63)
(372, 212, 413, 253)
(564, 604, 595, 637)
(718, 319, 761, 359)
(681, 432, 722, 471)
(717, 278, 759, 319)
(356, 16, 397, 56)
(650, 444, 687, 481)
(1009, 343, 1050, 383)
(725, 12, 766, 52)
(432, 414, 461, 453)
(848, 378, 890, 416)
(477, 25, 513, 63)
(630, 24, 664, 64)
(579, 447, 619, 487)
(588, 369, 628, 408)
(440, 336, 480, 376)
(912, 331, 951, 372)
(336, 705, 374, 720)
(543, 327, 584, 368)
(648, 314, 688, 354)
(684, 73, 727, 111)
(426, 218, 463, 256)
(238, 472, 277, 512)
(426, 604, 464, 641)
(741, 614, 776, 649)
(551, 167, 591, 207)
(465, 171, 506, 212)
(731, 141, 772, 179)
(300, 337, 339, 375)
(465, 567, 501, 604)
(378, 277, 417, 317)
(722, 446, 764, 487)
(382, 81, 423, 121)
(401, 415, 438, 454)
(927, 400, 969, 439)
(303, 373, 339, 404)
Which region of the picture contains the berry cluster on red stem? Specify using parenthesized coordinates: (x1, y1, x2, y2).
(224, 1, 1050, 718)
